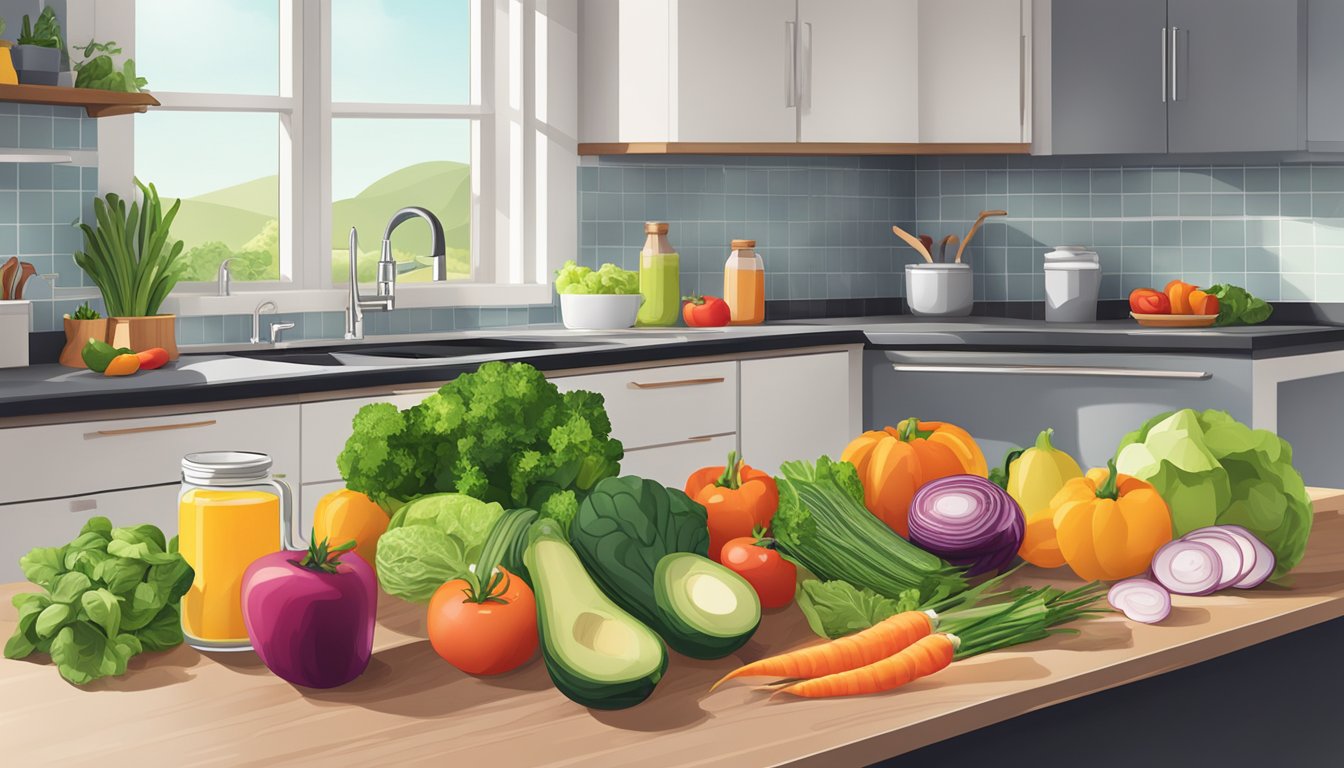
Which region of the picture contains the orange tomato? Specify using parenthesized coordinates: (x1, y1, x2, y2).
(313, 488, 389, 574)
(1189, 289, 1220, 316)
(427, 567, 538, 676)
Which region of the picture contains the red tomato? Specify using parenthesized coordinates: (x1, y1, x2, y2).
(720, 536, 796, 609)
(1129, 288, 1171, 315)
(682, 295, 731, 327)
(426, 567, 538, 675)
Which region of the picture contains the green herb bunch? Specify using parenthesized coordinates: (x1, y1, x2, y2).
(4, 516, 194, 685)
(74, 179, 185, 318)
(74, 40, 147, 93)
(17, 7, 63, 50)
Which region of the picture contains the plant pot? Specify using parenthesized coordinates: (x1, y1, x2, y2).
(59, 316, 110, 368)
(14, 45, 61, 85)
(108, 315, 179, 360)
(0, 42, 17, 86)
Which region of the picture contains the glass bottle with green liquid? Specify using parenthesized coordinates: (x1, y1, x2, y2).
(637, 222, 679, 326)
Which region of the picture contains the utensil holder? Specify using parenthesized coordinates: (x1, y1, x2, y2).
(905, 263, 973, 317)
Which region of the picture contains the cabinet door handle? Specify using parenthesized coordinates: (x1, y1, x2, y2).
(801, 22, 813, 109)
(91, 419, 218, 437)
(629, 376, 725, 390)
(890, 364, 1210, 380)
(392, 387, 440, 397)
(1161, 26, 1168, 103)
(623, 433, 730, 453)
(785, 20, 797, 108)
(1019, 34, 1027, 126)
(1170, 26, 1179, 101)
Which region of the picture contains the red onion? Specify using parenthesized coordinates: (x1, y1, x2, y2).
(908, 475, 1025, 576)
(1217, 525, 1276, 589)
(1108, 578, 1171, 624)
(1151, 539, 1221, 595)
(1181, 528, 1246, 590)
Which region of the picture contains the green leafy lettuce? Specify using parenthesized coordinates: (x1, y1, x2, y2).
(796, 579, 921, 640)
(338, 361, 624, 519)
(375, 493, 503, 602)
(1115, 408, 1312, 579)
(1208, 284, 1273, 326)
(4, 517, 192, 685)
(554, 260, 640, 295)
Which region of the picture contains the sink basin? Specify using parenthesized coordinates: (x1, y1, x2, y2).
(225, 337, 599, 367)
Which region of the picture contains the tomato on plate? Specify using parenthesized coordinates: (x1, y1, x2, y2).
(1129, 288, 1171, 315)
(1189, 289, 1220, 316)
(427, 566, 538, 675)
(1164, 280, 1197, 314)
(720, 536, 796, 609)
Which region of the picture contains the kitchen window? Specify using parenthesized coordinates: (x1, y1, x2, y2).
(96, 0, 574, 312)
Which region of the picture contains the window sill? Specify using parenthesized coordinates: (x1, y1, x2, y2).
(166, 283, 555, 316)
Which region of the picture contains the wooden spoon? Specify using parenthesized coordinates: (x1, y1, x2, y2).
(955, 209, 1008, 263)
(892, 225, 934, 263)
(938, 234, 959, 264)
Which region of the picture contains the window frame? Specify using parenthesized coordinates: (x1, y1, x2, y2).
(94, 0, 569, 315)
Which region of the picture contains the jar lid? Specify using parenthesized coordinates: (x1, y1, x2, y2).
(730, 239, 756, 249)
(645, 222, 669, 235)
(182, 451, 273, 485)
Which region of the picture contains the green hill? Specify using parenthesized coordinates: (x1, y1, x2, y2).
(189, 176, 279, 218)
(169, 198, 274, 251)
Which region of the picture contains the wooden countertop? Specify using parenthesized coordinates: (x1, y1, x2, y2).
(4, 489, 1344, 768)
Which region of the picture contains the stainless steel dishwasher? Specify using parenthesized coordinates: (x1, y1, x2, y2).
(865, 350, 1254, 469)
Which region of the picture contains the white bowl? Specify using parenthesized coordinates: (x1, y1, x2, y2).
(559, 293, 643, 330)
(905, 263, 973, 317)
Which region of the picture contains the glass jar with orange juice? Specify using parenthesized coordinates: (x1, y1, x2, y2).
(724, 239, 765, 325)
(178, 452, 296, 651)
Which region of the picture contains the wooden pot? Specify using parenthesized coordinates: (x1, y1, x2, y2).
(59, 316, 109, 368)
(108, 315, 179, 360)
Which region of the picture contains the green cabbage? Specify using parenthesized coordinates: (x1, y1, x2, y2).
(1115, 409, 1313, 580)
(375, 527, 468, 603)
(388, 493, 503, 564)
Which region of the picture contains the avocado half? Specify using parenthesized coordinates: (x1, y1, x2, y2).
(524, 520, 667, 710)
(654, 552, 762, 659)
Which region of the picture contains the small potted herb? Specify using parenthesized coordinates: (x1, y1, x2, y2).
(13, 6, 64, 86)
(74, 180, 185, 360)
(58, 301, 107, 368)
(0, 18, 17, 85)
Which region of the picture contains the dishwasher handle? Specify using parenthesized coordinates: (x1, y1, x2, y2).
(890, 363, 1211, 381)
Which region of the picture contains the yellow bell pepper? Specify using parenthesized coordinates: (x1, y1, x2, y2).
(995, 428, 1083, 567)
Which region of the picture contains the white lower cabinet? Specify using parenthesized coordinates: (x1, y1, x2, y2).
(0, 484, 182, 582)
(740, 351, 858, 475)
(617, 433, 736, 489)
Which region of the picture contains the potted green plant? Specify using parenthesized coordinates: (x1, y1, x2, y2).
(0, 18, 17, 86)
(13, 6, 64, 86)
(74, 180, 186, 359)
(73, 40, 147, 93)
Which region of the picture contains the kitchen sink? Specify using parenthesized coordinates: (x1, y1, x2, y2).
(226, 337, 600, 367)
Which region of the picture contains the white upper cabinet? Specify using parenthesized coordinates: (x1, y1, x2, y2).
(917, 0, 1028, 143)
(579, 0, 1028, 146)
(798, 0, 919, 143)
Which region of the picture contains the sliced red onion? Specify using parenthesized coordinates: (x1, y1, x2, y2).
(1217, 525, 1276, 589)
(1108, 578, 1172, 624)
(908, 475, 1025, 576)
(1180, 528, 1246, 590)
(1151, 539, 1222, 596)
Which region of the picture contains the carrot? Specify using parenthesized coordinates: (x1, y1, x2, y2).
(710, 610, 936, 692)
(775, 633, 959, 699)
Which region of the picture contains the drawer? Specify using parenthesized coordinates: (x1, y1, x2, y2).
(301, 391, 432, 483)
(0, 405, 300, 505)
(617, 433, 737, 489)
(552, 361, 737, 450)
(0, 484, 182, 582)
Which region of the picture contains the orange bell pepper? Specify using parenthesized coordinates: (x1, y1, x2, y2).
(685, 451, 779, 563)
(1049, 459, 1173, 581)
(1164, 280, 1196, 315)
(1188, 289, 1220, 316)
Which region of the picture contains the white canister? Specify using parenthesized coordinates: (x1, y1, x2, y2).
(1044, 249, 1101, 323)
(0, 300, 30, 368)
(905, 263, 973, 317)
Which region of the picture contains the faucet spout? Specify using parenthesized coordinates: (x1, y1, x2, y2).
(383, 206, 448, 281)
(345, 226, 395, 340)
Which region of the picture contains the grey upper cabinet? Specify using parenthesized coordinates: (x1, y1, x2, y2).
(1042, 0, 1306, 155)
(1049, 0, 1168, 155)
(1167, 0, 1306, 153)
(1307, 0, 1344, 147)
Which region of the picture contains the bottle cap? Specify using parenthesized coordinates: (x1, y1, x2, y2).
(730, 239, 756, 249)
(645, 222, 669, 235)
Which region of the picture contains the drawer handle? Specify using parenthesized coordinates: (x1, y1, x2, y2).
(91, 419, 218, 437)
(890, 364, 1210, 380)
(392, 388, 440, 396)
(624, 433, 732, 452)
(629, 376, 726, 390)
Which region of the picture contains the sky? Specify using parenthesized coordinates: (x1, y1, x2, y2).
(134, 0, 472, 201)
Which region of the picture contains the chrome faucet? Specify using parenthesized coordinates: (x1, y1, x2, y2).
(217, 258, 232, 296)
(251, 300, 275, 344)
(344, 206, 447, 340)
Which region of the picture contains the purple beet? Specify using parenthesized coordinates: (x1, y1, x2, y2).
(241, 537, 377, 689)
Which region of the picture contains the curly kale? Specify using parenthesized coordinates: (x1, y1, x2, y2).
(337, 362, 624, 514)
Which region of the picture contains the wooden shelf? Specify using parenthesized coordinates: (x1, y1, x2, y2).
(0, 83, 159, 118)
(578, 141, 1033, 156)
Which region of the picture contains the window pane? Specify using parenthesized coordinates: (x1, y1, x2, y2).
(135, 112, 281, 282)
(136, 0, 280, 95)
(331, 0, 472, 104)
(332, 119, 472, 284)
